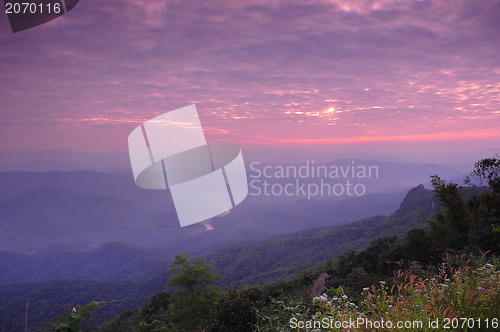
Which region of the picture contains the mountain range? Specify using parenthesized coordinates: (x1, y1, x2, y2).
(0, 183, 438, 331)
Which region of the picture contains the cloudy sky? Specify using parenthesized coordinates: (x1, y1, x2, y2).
(1, 0, 499, 164)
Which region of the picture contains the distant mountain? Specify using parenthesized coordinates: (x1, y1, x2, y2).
(0, 190, 404, 282)
(247, 159, 462, 197)
(0, 242, 172, 282)
(0, 150, 129, 172)
(0, 169, 407, 253)
(0, 186, 154, 251)
(0, 170, 169, 208)
(1, 185, 433, 284)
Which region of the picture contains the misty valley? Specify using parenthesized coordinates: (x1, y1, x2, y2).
(0, 157, 498, 331)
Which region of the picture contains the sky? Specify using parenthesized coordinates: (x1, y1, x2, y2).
(0, 0, 499, 165)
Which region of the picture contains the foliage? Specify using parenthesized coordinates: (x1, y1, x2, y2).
(0, 277, 165, 332)
(206, 286, 264, 332)
(85, 292, 172, 332)
(168, 252, 222, 292)
(257, 256, 500, 331)
(428, 157, 500, 254)
(42, 301, 102, 332)
(208, 184, 436, 287)
(464, 154, 500, 192)
(137, 320, 171, 332)
(89, 253, 222, 332)
(254, 292, 310, 332)
(166, 252, 222, 331)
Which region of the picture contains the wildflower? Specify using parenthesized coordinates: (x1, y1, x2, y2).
(379, 281, 386, 284)
(342, 295, 348, 299)
(362, 287, 369, 291)
(72, 307, 77, 313)
(318, 295, 328, 301)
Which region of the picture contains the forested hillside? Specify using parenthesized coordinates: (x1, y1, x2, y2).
(88, 156, 499, 332)
(0, 184, 432, 331)
(207, 184, 436, 286)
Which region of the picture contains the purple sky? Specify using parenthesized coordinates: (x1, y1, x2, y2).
(0, 0, 499, 164)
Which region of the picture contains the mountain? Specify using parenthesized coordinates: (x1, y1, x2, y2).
(0, 170, 168, 209)
(0, 169, 407, 253)
(0, 242, 171, 282)
(0, 186, 155, 251)
(0, 150, 129, 172)
(207, 185, 437, 286)
(0, 184, 439, 331)
(247, 159, 462, 197)
(0, 190, 403, 282)
(0, 277, 166, 332)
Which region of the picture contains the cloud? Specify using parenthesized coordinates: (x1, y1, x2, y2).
(0, 0, 498, 152)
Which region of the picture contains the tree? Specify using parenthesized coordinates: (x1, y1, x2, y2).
(167, 252, 222, 331)
(466, 156, 500, 242)
(43, 301, 101, 332)
(206, 286, 263, 332)
(464, 154, 500, 192)
(428, 155, 500, 254)
(137, 320, 171, 332)
(428, 175, 472, 250)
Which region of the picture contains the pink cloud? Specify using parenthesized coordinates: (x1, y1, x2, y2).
(0, 0, 498, 157)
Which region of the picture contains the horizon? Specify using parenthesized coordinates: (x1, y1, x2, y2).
(0, 147, 497, 174)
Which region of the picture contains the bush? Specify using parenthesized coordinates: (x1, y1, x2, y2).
(257, 256, 499, 331)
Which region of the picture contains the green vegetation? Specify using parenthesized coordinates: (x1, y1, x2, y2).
(0, 277, 167, 332)
(207, 183, 436, 287)
(42, 301, 103, 332)
(257, 256, 499, 331)
(166, 252, 222, 331)
(93, 253, 222, 332)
